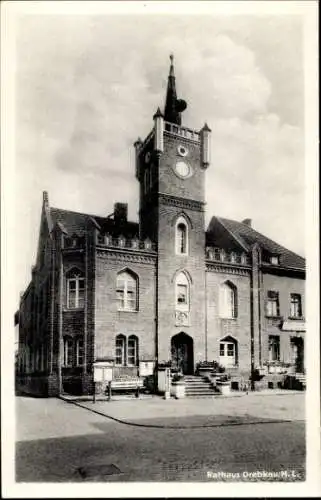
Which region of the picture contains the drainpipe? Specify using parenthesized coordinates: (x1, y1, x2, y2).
(84, 230, 88, 386)
(250, 271, 255, 391)
(50, 244, 55, 377)
(58, 234, 64, 395)
(204, 267, 208, 362)
(154, 262, 159, 393)
(258, 269, 262, 366)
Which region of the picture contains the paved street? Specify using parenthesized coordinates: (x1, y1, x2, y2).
(16, 394, 305, 482)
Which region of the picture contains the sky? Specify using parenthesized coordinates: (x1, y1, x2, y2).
(13, 9, 305, 302)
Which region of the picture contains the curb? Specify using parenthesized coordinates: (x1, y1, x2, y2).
(59, 395, 298, 430)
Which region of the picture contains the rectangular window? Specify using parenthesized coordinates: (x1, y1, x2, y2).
(76, 339, 84, 366)
(270, 256, 279, 265)
(78, 278, 85, 308)
(290, 294, 302, 318)
(227, 343, 235, 356)
(67, 277, 85, 309)
(64, 338, 73, 366)
(266, 291, 280, 317)
(269, 335, 280, 361)
(68, 280, 77, 308)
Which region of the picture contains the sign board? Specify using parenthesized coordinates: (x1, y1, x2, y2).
(93, 365, 113, 382)
(93, 366, 104, 382)
(139, 360, 154, 376)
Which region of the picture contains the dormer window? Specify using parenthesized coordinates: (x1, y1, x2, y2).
(270, 255, 279, 265)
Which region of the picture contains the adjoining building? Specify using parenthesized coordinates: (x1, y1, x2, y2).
(16, 56, 305, 396)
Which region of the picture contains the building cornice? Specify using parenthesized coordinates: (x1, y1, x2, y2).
(261, 264, 305, 278)
(206, 261, 251, 276)
(96, 247, 157, 265)
(158, 193, 205, 212)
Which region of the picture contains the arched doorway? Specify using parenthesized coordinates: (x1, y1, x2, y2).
(171, 332, 194, 375)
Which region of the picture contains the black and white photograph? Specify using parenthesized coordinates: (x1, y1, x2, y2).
(1, 1, 319, 497)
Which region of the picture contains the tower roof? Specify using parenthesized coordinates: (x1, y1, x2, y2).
(164, 54, 187, 125)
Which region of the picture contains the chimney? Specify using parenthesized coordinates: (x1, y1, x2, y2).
(242, 218, 252, 227)
(114, 203, 128, 225)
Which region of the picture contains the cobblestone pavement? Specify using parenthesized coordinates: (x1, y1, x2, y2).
(16, 395, 305, 482)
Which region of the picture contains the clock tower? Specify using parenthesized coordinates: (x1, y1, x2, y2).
(134, 55, 211, 371)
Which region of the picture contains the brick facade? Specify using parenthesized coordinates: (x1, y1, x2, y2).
(16, 58, 305, 396)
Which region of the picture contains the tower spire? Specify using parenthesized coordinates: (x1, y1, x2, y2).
(164, 54, 187, 125)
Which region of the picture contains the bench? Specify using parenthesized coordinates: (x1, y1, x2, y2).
(106, 377, 144, 400)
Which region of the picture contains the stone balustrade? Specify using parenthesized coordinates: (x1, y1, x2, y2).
(164, 121, 200, 142)
(206, 246, 249, 265)
(96, 232, 156, 252)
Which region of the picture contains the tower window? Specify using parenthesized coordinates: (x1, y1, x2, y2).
(144, 169, 150, 194)
(175, 216, 188, 255)
(66, 269, 85, 309)
(175, 271, 190, 311)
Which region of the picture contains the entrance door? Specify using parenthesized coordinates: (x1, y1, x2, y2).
(171, 333, 194, 374)
(291, 337, 304, 373)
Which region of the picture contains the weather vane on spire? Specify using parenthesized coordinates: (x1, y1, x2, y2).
(164, 54, 187, 125)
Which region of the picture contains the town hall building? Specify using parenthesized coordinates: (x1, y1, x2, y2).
(16, 56, 305, 396)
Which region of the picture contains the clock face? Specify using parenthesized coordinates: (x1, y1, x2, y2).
(175, 161, 192, 178)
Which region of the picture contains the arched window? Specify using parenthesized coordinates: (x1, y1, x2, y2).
(127, 335, 139, 366)
(175, 272, 190, 311)
(66, 268, 85, 309)
(115, 334, 139, 366)
(63, 337, 73, 367)
(115, 334, 126, 365)
(219, 336, 238, 367)
(175, 217, 188, 255)
(116, 270, 138, 311)
(219, 281, 237, 318)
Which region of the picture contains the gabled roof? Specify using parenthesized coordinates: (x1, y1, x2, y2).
(207, 216, 305, 271)
(50, 207, 139, 239)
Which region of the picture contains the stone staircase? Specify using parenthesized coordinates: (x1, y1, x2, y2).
(183, 375, 218, 398)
